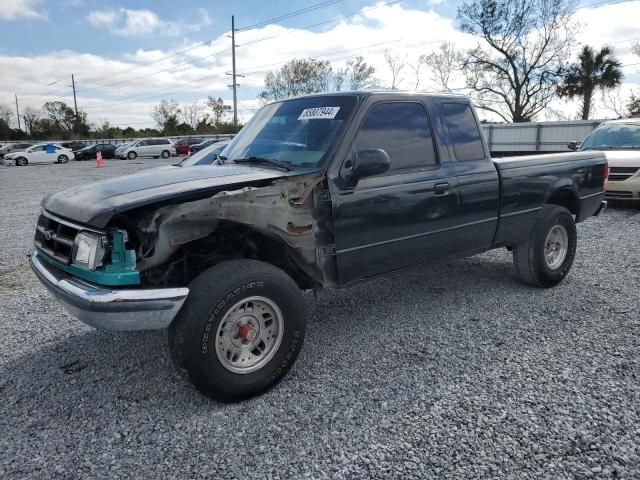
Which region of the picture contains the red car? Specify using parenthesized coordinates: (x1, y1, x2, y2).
(173, 137, 203, 155)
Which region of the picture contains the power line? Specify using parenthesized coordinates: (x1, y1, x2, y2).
(239, 0, 405, 48)
(238, 0, 345, 31)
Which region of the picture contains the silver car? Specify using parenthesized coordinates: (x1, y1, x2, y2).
(118, 138, 175, 159)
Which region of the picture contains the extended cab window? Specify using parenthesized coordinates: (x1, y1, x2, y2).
(354, 102, 437, 173)
(442, 103, 485, 161)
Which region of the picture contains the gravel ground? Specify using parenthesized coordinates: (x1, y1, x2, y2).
(1, 158, 639, 479)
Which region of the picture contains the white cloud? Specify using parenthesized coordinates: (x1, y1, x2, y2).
(0, 0, 45, 20)
(86, 7, 212, 37)
(86, 10, 118, 28)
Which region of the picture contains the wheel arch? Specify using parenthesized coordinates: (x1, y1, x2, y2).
(544, 187, 580, 220)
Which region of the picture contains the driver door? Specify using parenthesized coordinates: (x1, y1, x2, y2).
(329, 100, 460, 284)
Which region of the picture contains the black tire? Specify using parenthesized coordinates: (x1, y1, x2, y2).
(161, 150, 170, 159)
(15, 157, 27, 166)
(169, 259, 306, 402)
(513, 205, 577, 288)
(127, 151, 137, 160)
(57, 154, 69, 164)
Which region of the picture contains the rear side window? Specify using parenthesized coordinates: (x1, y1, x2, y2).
(443, 103, 485, 161)
(354, 102, 437, 173)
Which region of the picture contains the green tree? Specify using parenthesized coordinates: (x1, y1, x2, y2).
(152, 98, 181, 134)
(458, 0, 578, 122)
(558, 45, 623, 120)
(335, 57, 378, 90)
(206, 96, 232, 125)
(627, 93, 640, 118)
(42, 101, 76, 136)
(259, 58, 333, 102)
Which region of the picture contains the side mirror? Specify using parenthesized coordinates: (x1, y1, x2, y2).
(352, 149, 391, 179)
(568, 141, 579, 151)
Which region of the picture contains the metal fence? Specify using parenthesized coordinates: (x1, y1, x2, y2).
(482, 120, 603, 155)
(78, 134, 235, 146)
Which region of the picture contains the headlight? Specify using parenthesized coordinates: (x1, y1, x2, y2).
(72, 231, 107, 270)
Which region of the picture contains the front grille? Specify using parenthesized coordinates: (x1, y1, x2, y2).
(34, 213, 80, 265)
(605, 190, 633, 199)
(609, 167, 639, 182)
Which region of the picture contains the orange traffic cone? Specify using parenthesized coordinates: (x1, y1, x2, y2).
(96, 151, 104, 168)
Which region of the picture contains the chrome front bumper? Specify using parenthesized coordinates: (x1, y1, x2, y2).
(30, 251, 189, 331)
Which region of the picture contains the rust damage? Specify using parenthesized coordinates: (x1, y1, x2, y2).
(134, 172, 337, 287)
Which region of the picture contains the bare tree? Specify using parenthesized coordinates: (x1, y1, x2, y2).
(152, 98, 180, 131)
(458, 0, 579, 122)
(384, 51, 406, 89)
(408, 58, 425, 90)
(420, 42, 463, 92)
(180, 100, 204, 130)
(0, 103, 14, 127)
(22, 106, 40, 134)
(602, 88, 626, 118)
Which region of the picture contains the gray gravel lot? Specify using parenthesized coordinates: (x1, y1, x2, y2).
(1, 158, 639, 479)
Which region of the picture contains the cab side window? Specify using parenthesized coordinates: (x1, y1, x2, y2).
(442, 103, 486, 161)
(353, 102, 437, 174)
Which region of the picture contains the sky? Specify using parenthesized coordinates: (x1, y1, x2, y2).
(0, 0, 639, 129)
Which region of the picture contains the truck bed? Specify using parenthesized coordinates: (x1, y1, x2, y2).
(492, 151, 607, 247)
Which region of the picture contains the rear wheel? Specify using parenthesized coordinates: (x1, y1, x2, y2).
(513, 205, 577, 287)
(15, 157, 27, 166)
(57, 154, 69, 164)
(127, 151, 137, 160)
(168, 259, 306, 402)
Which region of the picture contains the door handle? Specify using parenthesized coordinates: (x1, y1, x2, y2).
(434, 183, 450, 195)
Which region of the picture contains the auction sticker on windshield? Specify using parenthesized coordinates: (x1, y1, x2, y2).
(298, 107, 340, 120)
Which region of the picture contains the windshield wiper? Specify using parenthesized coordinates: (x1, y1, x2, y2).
(232, 156, 292, 171)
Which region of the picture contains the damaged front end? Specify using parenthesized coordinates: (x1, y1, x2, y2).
(112, 173, 338, 290)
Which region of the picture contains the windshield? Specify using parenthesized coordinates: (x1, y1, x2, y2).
(580, 123, 640, 150)
(179, 141, 229, 167)
(223, 95, 358, 168)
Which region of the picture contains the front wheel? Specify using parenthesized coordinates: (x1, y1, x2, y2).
(15, 157, 27, 166)
(513, 205, 577, 288)
(169, 259, 306, 402)
(127, 151, 137, 160)
(57, 154, 69, 164)
(161, 150, 170, 158)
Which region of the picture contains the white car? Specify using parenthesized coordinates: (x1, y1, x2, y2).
(2, 144, 75, 166)
(572, 118, 640, 204)
(117, 138, 175, 159)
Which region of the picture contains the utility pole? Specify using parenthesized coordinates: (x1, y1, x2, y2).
(71, 74, 79, 134)
(15, 94, 21, 131)
(226, 17, 245, 126)
(231, 16, 238, 126)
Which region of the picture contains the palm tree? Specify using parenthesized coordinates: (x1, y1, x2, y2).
(558, 45, 623, 120)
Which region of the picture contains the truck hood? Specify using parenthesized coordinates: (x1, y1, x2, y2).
(600, 150, 640, 167)
(43, 164, 316, 228)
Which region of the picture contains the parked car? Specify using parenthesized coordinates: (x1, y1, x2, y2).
(0, 142, 33, 159)
(61, 141, 87, 152)
(117, 138, 175, 159)
(30, 92, 607, 402)
(570, 118, 640, 205)
(114, 142, 133, 157)
(174, 137, 203, 155)
(177, 140, 230, 167)
(3, 143, 74, 166)
(190, 138, 220, 154)
(74, 143, 117, 161)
